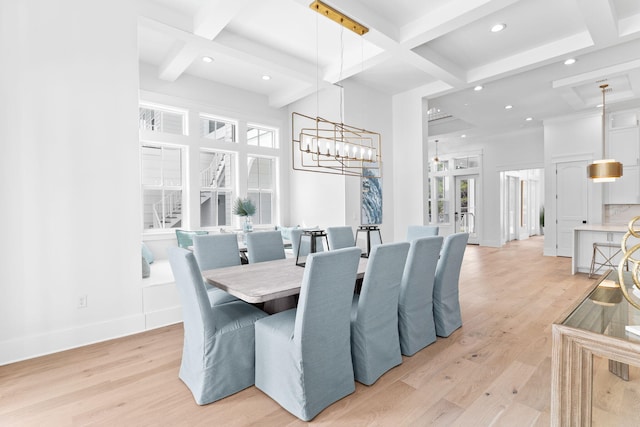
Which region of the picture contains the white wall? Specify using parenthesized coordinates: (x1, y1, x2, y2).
(392, 90, 426, 241)
(0, 0, 141, 364)
(287, 85, 347, 228)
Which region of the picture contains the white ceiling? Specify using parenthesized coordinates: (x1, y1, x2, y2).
(138, 0, 640, 140)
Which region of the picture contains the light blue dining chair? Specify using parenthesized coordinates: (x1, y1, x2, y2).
(398, 236, 443, 356)
(192, 234, 241, 306)
(246, 230, 286, 263)
(326, 226, 355, 250)
(433, 232, 469, 337)
(350, 241, 410, 385)
(255, 247, 362, 421)
(290, 228, 325, 258)
(406, 225, 439, 241)
(167, 247, 267, 405)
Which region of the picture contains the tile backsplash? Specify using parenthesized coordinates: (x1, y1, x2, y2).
(605, 204, 640, 225)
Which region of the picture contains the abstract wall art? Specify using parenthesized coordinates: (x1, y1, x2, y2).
(361, 164, 382, 225)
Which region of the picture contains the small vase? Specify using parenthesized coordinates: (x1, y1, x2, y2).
(243, 217, 253, 233)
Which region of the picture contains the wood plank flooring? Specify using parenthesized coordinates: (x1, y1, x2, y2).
(2, 237, 638, 426)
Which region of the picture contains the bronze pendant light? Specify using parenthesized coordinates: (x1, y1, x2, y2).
(587, 84, 623, 182)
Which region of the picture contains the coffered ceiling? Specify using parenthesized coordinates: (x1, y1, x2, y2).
(138, 0, 640, 139)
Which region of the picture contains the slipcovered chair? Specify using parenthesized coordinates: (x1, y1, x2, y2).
(192, 234, 240, 306)
(326, 226, 355, 250)
(398, 236, 443, 356)
(290, 228, 326, 258)
(433, 232, 469, 337)
(351, 241, 410, 385)
(255, 247, 362, 421)
(246, 231, 286, 263)
(406, 225, 439, 241)
(167, 248, 267, 405)
(175, 229, 208, 249)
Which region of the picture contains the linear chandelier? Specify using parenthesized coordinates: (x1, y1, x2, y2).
(292, 112, 381, 177)
(291, 1, 380, 178)
(587, 84, 623, 182)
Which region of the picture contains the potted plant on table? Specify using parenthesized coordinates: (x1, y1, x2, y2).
(233, 197, 256, 233)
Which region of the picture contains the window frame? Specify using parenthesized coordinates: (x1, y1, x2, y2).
(139, 102, 188, 136)
(247, 155, 277, 226)
(140, 142, 186, 232)
(247, 123, 279, 149)
(199, 148, 236, 228)
(200, 113, 238, 143)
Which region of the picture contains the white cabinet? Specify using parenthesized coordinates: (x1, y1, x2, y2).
(608, 127, 640, 166)
(606, 165, 640, 204)
(606, 115, 640, 204)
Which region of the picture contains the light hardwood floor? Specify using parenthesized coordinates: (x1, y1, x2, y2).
(1, 237, 638, 426)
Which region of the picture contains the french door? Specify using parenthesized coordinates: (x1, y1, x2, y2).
(455, 175, 479, 244)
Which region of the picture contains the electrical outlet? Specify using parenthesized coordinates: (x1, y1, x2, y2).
(78, 295, 88, 309)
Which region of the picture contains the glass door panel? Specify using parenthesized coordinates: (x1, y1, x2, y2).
(455, 175, 478, 244)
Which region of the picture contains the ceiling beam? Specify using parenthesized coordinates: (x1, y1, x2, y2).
(193, 0, 251, 40)
(620, 13, 640, 38)
(574, 0, 618, 45)
(158, 41, 199, 82)
(141, 17, 319, 86)
(408, 45, 466, 85)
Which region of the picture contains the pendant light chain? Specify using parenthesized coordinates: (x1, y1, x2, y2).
(601, 84, 606, 159)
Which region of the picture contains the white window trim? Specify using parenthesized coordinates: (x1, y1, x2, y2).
(139, 102, 189, 136)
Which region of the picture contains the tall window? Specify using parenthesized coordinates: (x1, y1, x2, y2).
(247, 156, 275, 225)
(200, 150, 234, 227)
(247, 125, 277, 148)
(141, 144, 183, 230)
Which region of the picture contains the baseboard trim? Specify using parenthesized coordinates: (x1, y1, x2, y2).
(0, 314, 146, 366)
(145, 306, 182, 330)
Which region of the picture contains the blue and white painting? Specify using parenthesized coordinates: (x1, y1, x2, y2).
(361, 165, 382, 225)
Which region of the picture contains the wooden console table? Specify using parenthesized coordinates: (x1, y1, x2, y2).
(551, 269, 640, 425)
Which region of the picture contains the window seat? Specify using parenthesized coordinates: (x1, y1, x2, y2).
(141, 259, 182, 330)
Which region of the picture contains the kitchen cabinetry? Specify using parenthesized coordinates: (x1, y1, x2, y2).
(606, 112, 640, 204)
(607, 165, 640, 204)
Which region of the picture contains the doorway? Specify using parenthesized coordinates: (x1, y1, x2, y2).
(455, 175, 479, 244)
(501, 168, 544, 244)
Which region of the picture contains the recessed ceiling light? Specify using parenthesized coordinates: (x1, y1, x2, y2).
(505, 105, 513, 110)
(596, 103, 603, 108)
(491, 23, 506, 33)
(525, 117, 533, 121)
(564, 58, 576, 65)
(202, 56, 214, 63)
(474, 85, 484, 91)
(262, 75, 271, 81)
(461, 134, 467, 138)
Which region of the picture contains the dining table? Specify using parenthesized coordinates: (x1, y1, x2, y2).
(202, 256, 368, 309)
